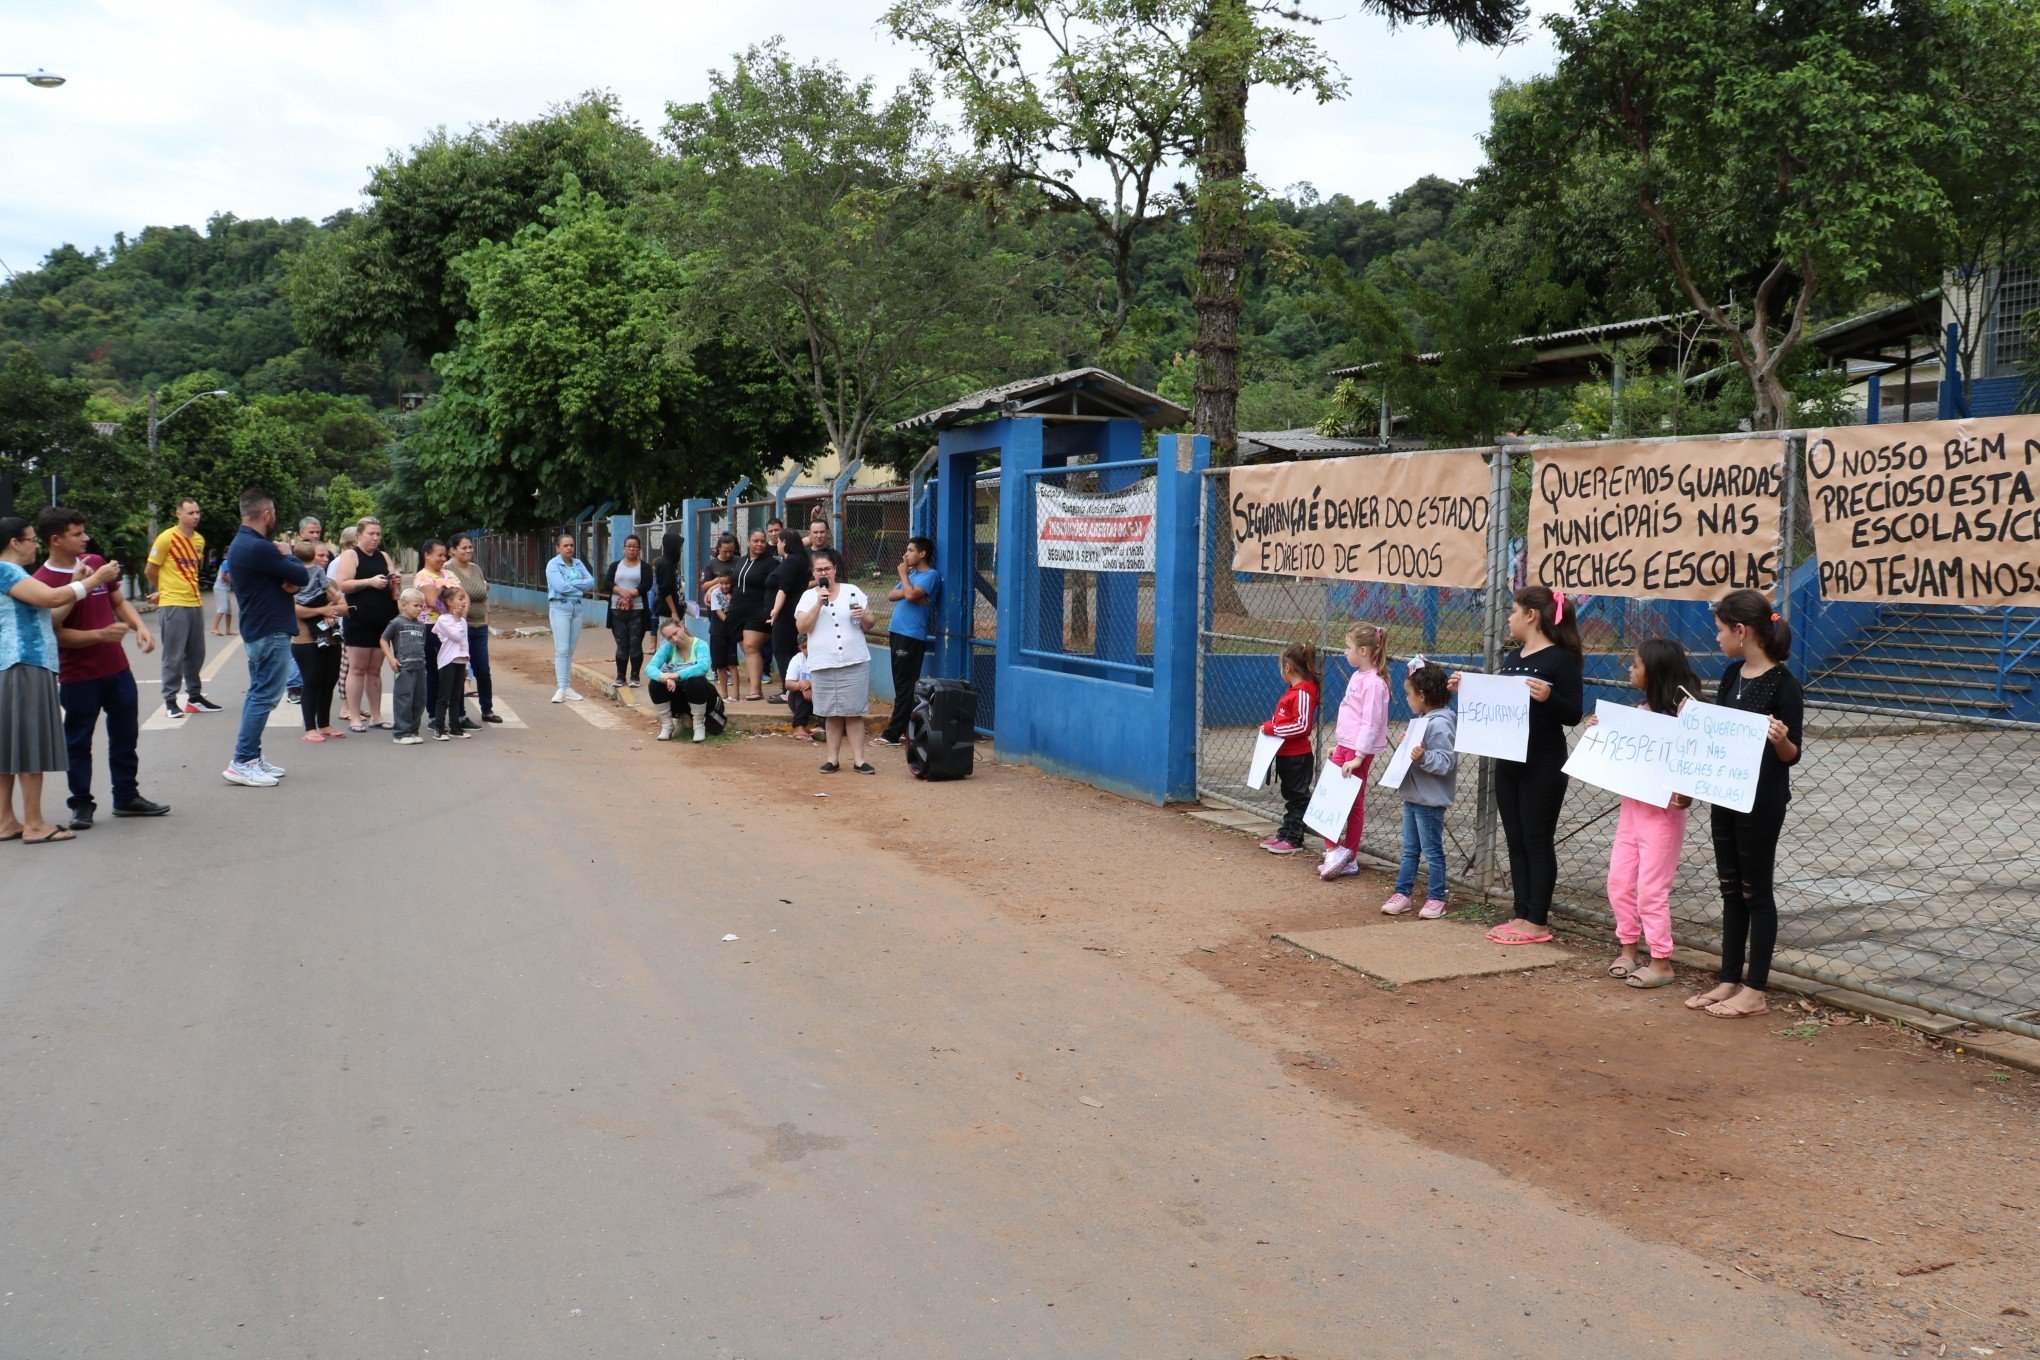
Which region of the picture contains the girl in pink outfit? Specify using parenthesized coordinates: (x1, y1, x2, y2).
(1318, 622, 1391, 881)
(1599, 638, 1700, 988)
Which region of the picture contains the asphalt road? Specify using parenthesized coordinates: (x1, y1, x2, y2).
(0, 634, 1855, 1358)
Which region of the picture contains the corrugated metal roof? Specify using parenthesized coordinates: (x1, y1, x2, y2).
(1329, 312, 1695, 378)
(896, 367, 1188, 432)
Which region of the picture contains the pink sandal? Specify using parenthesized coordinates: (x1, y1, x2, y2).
(302, 732, 326, 743)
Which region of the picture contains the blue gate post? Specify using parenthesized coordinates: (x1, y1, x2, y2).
(679, 497, 711, 613)
(1152, 433, 1211, 800)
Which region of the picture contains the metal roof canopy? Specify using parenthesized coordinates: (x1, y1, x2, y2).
(1329, 294, 1943, 392)
(896, 367, 1188, 432)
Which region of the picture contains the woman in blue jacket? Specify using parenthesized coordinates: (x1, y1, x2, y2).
(646, 619, 719, 743)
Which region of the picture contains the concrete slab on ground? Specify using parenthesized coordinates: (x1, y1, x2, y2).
(1276, 923, 1569, 985)
(1185, 807, 1277, 833)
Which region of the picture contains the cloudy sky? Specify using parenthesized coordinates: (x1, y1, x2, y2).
(0, 0, 1564, 278)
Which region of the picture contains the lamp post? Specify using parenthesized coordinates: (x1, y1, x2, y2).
(1, 70, 66, 88)
(145, 389, 230, 540)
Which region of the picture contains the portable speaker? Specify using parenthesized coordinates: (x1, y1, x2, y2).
(907, 677, 977, 781)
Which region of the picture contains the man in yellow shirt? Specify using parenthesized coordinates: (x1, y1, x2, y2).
(146, 496, 221, 717)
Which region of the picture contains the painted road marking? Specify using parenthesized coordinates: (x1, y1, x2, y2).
(565, 696, 627, 730)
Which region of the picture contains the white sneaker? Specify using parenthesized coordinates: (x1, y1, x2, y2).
(1318, 845, 1356, 881)
(394, 734, 425, 745)
(563, 689, 585, 703)
(256, 758, 286, 779)
(222, 761, 278, 787)
(657, 718, 674, 741)
(551, 689, 568, 703)
(692, 714, 706, 743)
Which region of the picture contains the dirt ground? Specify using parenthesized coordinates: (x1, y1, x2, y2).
(501, 634, 2038, 1358)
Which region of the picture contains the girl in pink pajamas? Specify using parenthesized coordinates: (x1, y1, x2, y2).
(1601, 638, 1701, 989)
(1318, 622, 1390, 881)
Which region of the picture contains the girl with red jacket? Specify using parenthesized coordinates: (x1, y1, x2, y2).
(1260, 642, 1321, 854)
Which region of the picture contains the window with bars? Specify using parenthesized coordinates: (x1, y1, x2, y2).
(1988, 261, 2039, 375)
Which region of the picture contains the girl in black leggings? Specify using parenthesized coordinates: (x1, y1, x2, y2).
(1686, 589, 1803, 1020)
(1460, 585, 1584, 945)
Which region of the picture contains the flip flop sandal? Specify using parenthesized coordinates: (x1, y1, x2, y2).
(1684, 991, 1732, 1010)
(1493, 931, 1554, 946)
(24, 828, 75, 845)
(1625, 971, 1678, 989)
(373, 721, 393, 730)
(0, 830, 21, 842)
(1705, 1000, 1769, 1019)
(302, 732, 327, 743)
(350, 722, 368, 733)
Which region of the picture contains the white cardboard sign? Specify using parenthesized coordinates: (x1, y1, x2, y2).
(1378, 714, 1430, 790)
(1245, 731, 1283, 790)
(1563, 701, 1679, 808)
(1667, 700, 1770, 814)
(1454, 673, 1531, 763)
(1303, 758, 1366, 841)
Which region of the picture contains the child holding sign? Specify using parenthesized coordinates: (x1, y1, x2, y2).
(1592, 639, 1700, 989)
(1259, 642, 1321, 855)
(1687, 590, 1804, 1020)
(1381, 662, 1457, 918)
(1455, 586, 1584, 946)
(1318, 623, 1391, 881)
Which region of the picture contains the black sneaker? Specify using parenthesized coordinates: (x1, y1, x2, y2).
(112, 797, 170, 817)
(164, 702, 187, 720)
(286, 688, 303, 705)
(188, 696, 225, 714)
(68, 806, 95, 831)
(482, 713, 504, 724)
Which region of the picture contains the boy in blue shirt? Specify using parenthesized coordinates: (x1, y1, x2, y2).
(874, 536, 940, 748)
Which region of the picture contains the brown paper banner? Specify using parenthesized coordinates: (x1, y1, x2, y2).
(1226, 451, 1491, 588)
(1527, 438, 1785, 601)
(1804, 416, 2040, 605)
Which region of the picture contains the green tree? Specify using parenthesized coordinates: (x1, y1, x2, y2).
(118, 376, 316, 547)
(0, 351, 154, 565)
(405, 181, 821, 530)
(1890, 0, 2040, 407)
(662, 42, 1073, 475)
(1484, 0, 1945, 429)
(315, 471, 378, 530)
(286, 95, 671, 362)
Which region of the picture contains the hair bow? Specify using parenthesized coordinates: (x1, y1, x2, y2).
(1552, 590, 1567, 624)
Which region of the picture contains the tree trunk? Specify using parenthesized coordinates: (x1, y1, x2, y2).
(1191, 0, 1250, 468)
(1750, 360, 1792, 433)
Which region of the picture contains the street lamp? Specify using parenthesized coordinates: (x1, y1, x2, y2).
(145, 390, 230, 538)
(2, 70, 66, 89)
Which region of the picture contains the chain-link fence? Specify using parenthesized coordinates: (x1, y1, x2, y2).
(1200, 437, 2040, 1039)
(840, 486, 912, 640)
(1198, 461, 1497, 894)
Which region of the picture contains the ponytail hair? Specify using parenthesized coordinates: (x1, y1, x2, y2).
(1344, 621, 1390, 683)
(1636, 637, 1701, 717)
(1280, 640, 1322, 688)
(1512, 585, 1583, 661)
(1714, 588, 1791, 661)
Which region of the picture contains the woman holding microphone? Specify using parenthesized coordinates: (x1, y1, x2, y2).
(795, 548, 876, 775)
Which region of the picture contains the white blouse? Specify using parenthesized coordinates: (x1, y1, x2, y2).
(797, 583, 871, 670)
